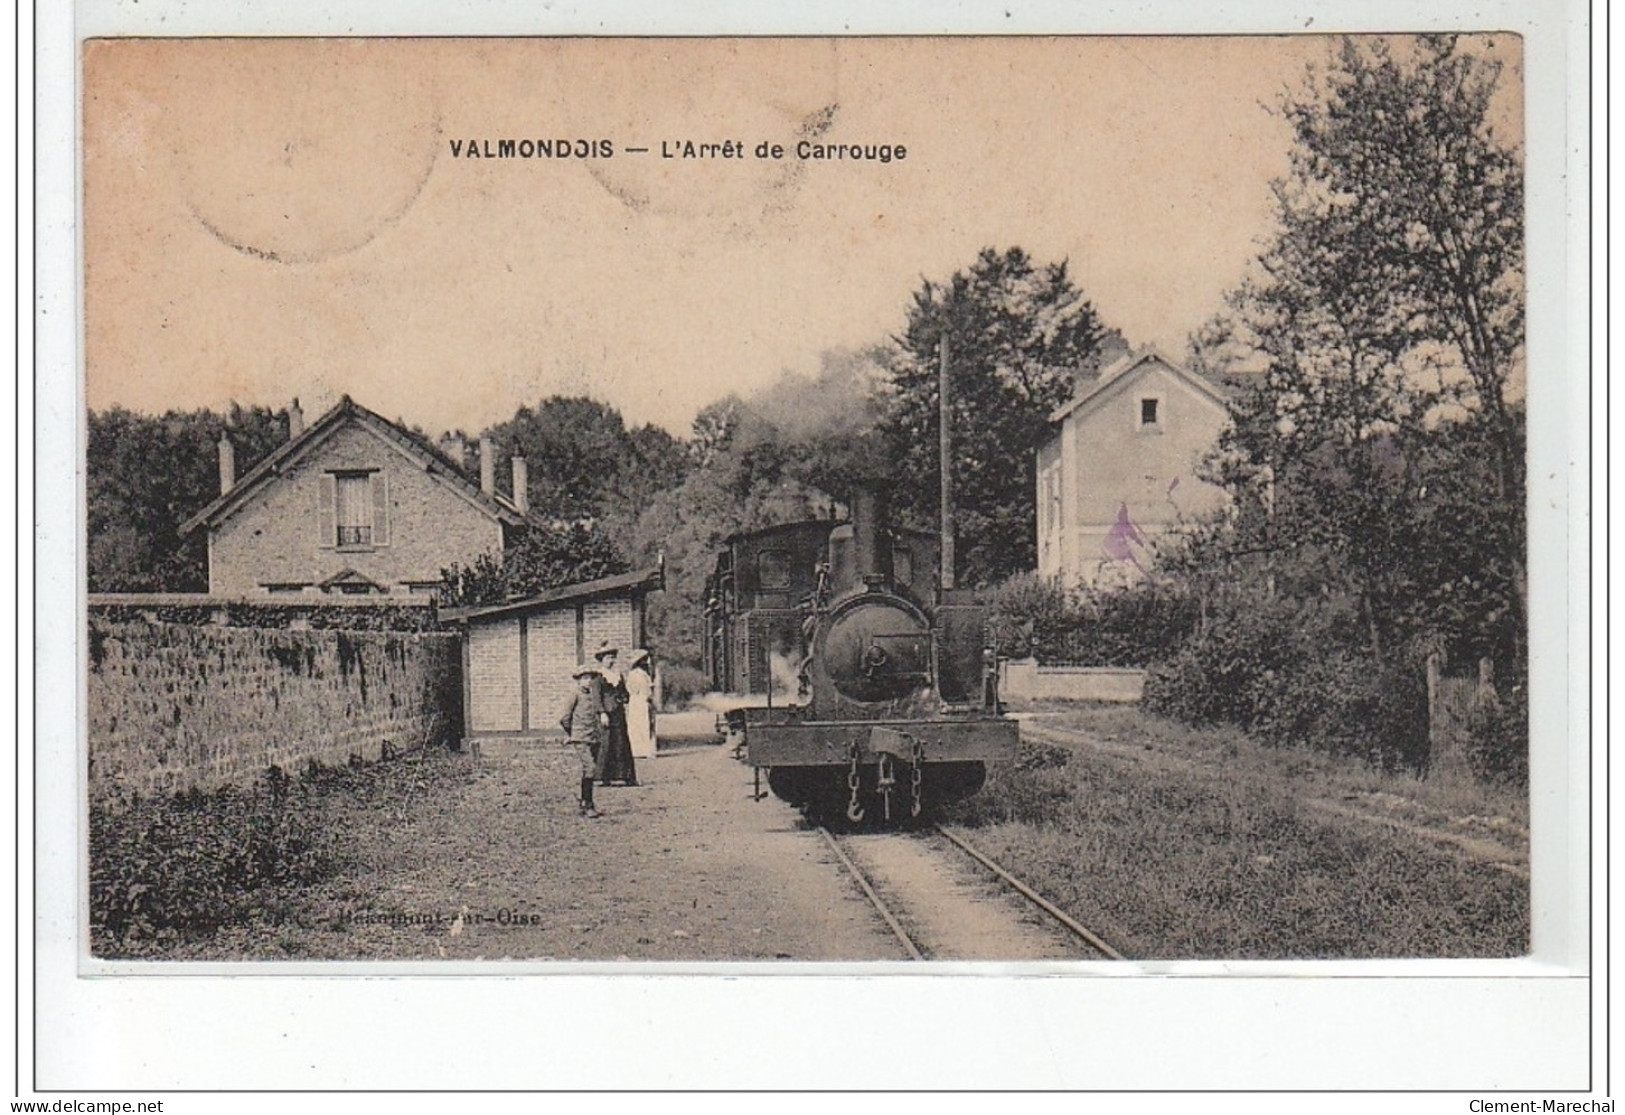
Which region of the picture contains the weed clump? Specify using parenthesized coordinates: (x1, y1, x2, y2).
(89, 767, 345, 954)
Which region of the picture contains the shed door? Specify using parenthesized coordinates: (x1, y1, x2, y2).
(468, 618, 524, 733)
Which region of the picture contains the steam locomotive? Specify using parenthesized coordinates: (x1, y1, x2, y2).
(703, 488, 1019, 822)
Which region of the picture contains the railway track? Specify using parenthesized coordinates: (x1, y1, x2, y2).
(817, 822, 1125, 961)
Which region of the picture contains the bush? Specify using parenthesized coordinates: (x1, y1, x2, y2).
(658, 664, 711, 709)
(983, 572, 1078, 659)
(1142, 589, 1428, 769)
(1253, 652, 1430, 772)
(1142, 590, 1315, 726)
(1073, 581, 1200, 666)
(89, 767, 345, 948)
(982, 573, 1198, 667)
(1464, 681, 1528, 787)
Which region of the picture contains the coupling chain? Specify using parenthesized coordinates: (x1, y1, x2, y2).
(846, 739, 864, 823)
(910, 739, 925, 819)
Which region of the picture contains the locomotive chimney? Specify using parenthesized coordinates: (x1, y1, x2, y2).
(851, 486, 894, 589)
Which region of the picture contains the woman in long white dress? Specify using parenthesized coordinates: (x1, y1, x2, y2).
(625, 649, 657, 760)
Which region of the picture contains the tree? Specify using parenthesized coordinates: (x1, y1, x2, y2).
(481, 396, 691, 520)
(880, 247, 1110, 585)
(621, 404, 830, 669)
(87, 404, 288, 591)
(1172, 34, 1525, 677)
(1265, 36, 1523, 477)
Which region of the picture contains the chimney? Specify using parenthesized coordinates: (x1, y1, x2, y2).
(288, 398, 305, 440)
(512, 456, 529, 513)
(439, 434, 467, 471)
(479, 437, 496, 495)
(851, 485, 893, 589)
(217, 432, 236, 494)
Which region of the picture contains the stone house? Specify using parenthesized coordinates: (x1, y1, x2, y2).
(1036, 348, 1232, 587)
(180, 396, 531, 597)
(442, 567, 665, 737)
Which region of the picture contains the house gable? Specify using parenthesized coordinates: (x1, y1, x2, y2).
(1039, 349, 1232, 585)
(180, 397, 525, 537)
(182, 397, 524, 596)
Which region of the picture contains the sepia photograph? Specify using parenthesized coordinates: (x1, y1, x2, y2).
(78, 33, 1536, 968)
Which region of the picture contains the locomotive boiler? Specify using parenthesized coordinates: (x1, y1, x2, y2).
(704, 487, 1019, 823)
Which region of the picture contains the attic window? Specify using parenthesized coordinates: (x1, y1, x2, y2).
(320, 469, 390, 550)
(1139, 397, 1161, 429)
(336, 473, 373, 546)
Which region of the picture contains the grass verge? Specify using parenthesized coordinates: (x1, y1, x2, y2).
(942, 706, 1528, 959)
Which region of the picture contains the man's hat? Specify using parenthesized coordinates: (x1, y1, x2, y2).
(593, 641, 619, 660)
(571, 664, 599, 679)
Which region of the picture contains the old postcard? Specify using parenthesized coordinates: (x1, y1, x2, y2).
(44, 17, 1589, 1094)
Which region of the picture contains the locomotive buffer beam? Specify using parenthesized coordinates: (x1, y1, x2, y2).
(868, 726, 919, 759)
(743, 716, 1018, 768)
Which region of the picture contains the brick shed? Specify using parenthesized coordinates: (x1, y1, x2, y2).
(444, 567, 664, 738)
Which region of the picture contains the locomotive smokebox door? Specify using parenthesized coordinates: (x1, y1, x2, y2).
(818, 598, 933, 704)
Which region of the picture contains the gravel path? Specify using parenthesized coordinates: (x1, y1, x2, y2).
(161, 725, 1080, 963)
(274, 739, 905, 961)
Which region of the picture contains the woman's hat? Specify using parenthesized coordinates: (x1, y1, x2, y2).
(593, 641, 619, 660)
(571, 664, 599, 679)
(627, 648, 650, 667)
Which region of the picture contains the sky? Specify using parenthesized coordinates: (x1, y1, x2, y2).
(82, 35, 1522, 438)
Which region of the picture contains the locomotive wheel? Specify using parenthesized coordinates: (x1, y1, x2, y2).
(926, 761, 987, 801)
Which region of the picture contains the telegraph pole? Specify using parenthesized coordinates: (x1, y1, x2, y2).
(939, 331, 955, 592)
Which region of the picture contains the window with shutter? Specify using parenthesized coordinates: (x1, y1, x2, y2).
(335, 473, 372, 547)
(321, 468, 389, 549)
(318, 474, 337, 549)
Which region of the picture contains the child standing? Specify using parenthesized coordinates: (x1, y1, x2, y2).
(559, 665, 605, 817)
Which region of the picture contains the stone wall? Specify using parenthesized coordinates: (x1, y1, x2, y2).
(87, 620, 462, 798)
(1000, 659, 1146, 703)
(88, 594, 444, 632)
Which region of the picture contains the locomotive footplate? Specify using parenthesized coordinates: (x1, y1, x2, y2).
(743, 715, 1019, 768)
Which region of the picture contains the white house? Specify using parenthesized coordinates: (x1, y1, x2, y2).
(1036, 348, 1232, 586)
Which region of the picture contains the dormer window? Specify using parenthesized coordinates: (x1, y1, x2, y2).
(1139, 397, 1162, 430)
